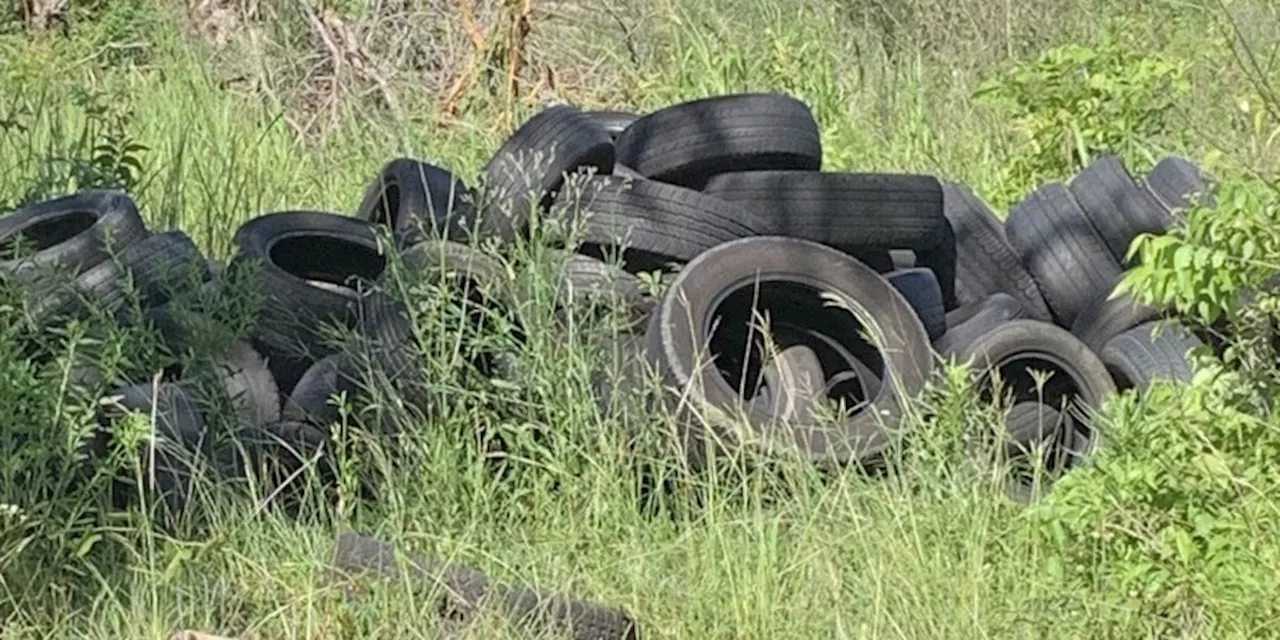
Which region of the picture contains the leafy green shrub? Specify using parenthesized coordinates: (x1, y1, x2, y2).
(1024, 177, 1280, 634)
(973, 21, 1190, 209)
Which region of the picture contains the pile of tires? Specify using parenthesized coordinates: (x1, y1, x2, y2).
(0, 92, 1218, 511)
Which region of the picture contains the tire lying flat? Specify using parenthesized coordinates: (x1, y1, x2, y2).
(227, 211, 389, 393)
(614, 93, 823, 189)
(0, 190, 149, 292)
(701, 171, 948, 251)
(553, 175, 771, 272)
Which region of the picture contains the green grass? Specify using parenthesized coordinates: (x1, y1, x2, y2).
(1, 0, 1280, 637)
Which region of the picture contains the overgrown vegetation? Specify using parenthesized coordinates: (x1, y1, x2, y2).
(1, 0, 1279, 637)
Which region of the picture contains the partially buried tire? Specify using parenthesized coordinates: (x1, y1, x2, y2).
(643, 235, 934, 467)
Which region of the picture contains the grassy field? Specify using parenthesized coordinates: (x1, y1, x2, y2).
(2, 0, 1280, 637)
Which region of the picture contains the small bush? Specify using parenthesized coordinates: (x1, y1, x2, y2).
(1025, 177, 1280, 635)
(974, 20, 1191, 209)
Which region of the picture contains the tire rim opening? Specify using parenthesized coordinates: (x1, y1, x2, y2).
(0, 210, 99, 260)
(269, 235, 387, 293)
(985, 352, 1092, 477)
(707, 281, 887, 413)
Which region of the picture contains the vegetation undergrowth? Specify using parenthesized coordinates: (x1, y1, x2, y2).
(0, 0, 1279, 637)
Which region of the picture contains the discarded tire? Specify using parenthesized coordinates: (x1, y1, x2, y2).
(941, 319, 1117, 469)
(1068, 154, 1172, 265)
(0, 190, 149, 291)
(1005, 182, 1122, 327)
(356, 157, 474, 245)
(615, 93, 823, 189)
(480, 104, 616, 241)
(642, 235, 933, 467)
(1100, 320, 1203, 391)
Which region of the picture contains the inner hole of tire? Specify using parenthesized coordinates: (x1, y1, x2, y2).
(270, 235, 387, 291)
(983, 354, 1085, 472)
(0, 211, 98, 260)
(708, 281, 886, 408)
(371, 182, 401, 227)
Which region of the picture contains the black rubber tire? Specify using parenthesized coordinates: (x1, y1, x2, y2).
(330, 531, 642, 640)
(365, 239, 518, 384)
(940, 182, 1053, 321)
(614, 93, 822, 189)
(643, 235, 933, 466)
(227, 211, 387, 392)
(0, 190, 149, 291)
(28, 230, 211, 326)
(1100, 320, 1202, 392)
(1068, 154, 1173, 265)
(886, 268, 947, 342)
(139, 305, 282, 430)
(941, 319, 1117, 465)
(98, 382, 210, 527)
(556, 252, 654, 328)
(1004, 182, 1123, 328)
(553, 175, 771, 272)
(1068, 287, 1160, 353)
(281, 352, 363, 427)
(935, 292, 1027, 354)
(1143, 155, 1215, 213)
(701, 171, 948, 252)
(355, 157, 474, 245)
(480, 105, 616, 242)
(583, 110, 639, 140)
